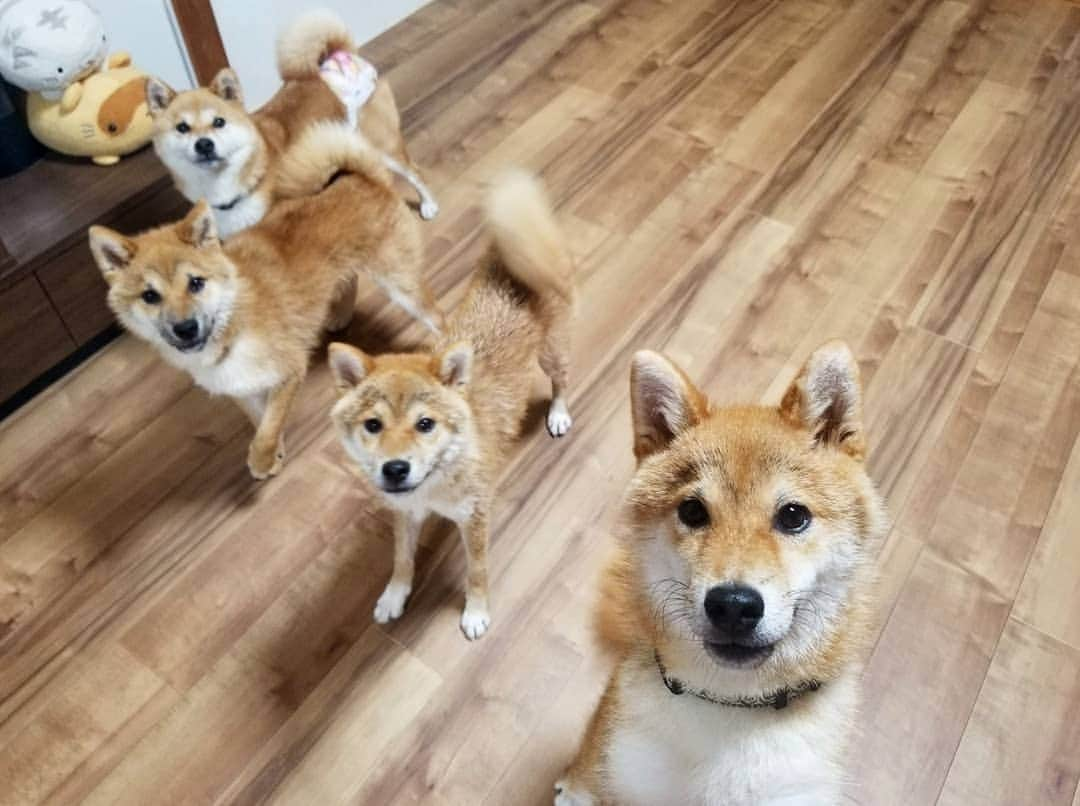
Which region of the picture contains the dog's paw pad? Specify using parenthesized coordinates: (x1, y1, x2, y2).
(460, 606, 490, 640)
(553, 779, 595, 806)
(419, 199, 439, 220)
(374, 583, 411, 623)
(546, 400, 573, 438)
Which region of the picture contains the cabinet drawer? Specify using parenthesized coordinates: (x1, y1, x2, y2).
(0, 275, 75, 401)
(37, 244, 114, 346)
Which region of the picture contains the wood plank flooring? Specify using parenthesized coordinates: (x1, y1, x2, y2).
(3, 0, 1080, 803)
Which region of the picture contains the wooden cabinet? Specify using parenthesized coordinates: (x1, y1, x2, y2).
(0, 275, 76, 402)
(0, 147, 188, 418)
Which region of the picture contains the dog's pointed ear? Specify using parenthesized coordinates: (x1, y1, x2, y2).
(780, 340, 865, 458)
(145, 77, 176, 116)
(630, 351, 708, 460)
(438, 342, 473, 387)
(175, 201, 219, 249)
(88, 226, 136, 280)
(328, 343, 373, 394)
(209, 67, 243, 104)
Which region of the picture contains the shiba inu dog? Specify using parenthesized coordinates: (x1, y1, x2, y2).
(327, 172, 574, 640)
(146, 9, 438, 238)
(556, 343, 887, 805)
(88, 124, 442, 480)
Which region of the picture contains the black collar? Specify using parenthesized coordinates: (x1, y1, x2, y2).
(654, 650, 821, 710)
(214, 168, 267, 212)
(214, 193, 247, 211)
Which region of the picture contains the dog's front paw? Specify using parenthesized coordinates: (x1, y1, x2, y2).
(374, 582, 411, 623)
(546, 399, 573, 438)
(247, 439, 285, 480)
(554, 778, 596, 806)
(460, 604, 491, 640)
(419, 199, 439, 220)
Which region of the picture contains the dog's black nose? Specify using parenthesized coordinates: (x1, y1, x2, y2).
(704, 585, 764, 636)
(194, 137, 215, 156)
(172, 319, 200, 342)
(382, 460, 411, 483)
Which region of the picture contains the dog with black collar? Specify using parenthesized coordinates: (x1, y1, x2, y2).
(557, 342, 887, 805)
(146, 9, 438, 240)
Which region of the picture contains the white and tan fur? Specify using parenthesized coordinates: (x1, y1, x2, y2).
(328, 172, 575, 640)
(146, 9, 437, 238)
(557, 344, 888, 805)
(88, 124, 442, 480)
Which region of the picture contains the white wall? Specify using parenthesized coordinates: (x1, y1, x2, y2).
(209, 1, 430, 107)
(91, 0, 196, 90)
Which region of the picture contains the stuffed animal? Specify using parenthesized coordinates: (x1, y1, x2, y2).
(0, 1, 154, 165)
(0, 0, 108, 100)
(26, 54, 153, 165)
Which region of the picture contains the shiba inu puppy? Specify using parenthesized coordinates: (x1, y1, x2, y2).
(146, 9, 438, 238)
(88, 124, 442, 480)
(328, 172, 574, 640)
(556, 343, 887, 805)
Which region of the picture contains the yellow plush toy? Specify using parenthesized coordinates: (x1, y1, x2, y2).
(26, 51, 153, 166)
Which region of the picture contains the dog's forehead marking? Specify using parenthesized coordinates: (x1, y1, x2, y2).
(680, 425, 817, 508)
(358, 373, 441, 411)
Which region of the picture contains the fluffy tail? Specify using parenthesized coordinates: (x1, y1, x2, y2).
(275, 122, 393, 199)
(277, 9, 355, 81)
(484, 171, 574, 305)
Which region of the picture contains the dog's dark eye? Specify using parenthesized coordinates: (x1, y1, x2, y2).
(363, 418, 383, 434)
(106, 122, 117, 133)
(212, 116, 226, 128)
(416, 417, 435, 433)
(188, 276, 205, 293)
(677, 497, 710, 529)
(176, 121, 190, 134)
(775, 503, 812, 534)
(141, 288, 161, 305)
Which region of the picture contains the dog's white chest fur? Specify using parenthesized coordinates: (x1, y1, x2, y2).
(161, 335, 282, 398)
(161, 145, 266, 239)
(606, 662, 856, 806)
(211, 194, 269, 239)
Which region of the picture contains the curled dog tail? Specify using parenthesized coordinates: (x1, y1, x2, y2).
(484, 170, 574, 306)
(275, 122, 393, 199)
(277, 8, 355, 81)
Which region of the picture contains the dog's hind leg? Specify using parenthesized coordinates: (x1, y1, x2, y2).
(372, 271, 444, 335)
(381, 154, 439, 221)
(539, 311, 573, 438)
(327, 272, 359, 332)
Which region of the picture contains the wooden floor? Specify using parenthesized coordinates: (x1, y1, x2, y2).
(3, 0, 1080, 803)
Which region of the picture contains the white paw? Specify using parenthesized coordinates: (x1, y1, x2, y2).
(373, 582, 411, 623)
(546, 399, 573, 438)
(419, 199, 439, 220)
(554, 779, 595, 806)
(460, 604, 491, 640)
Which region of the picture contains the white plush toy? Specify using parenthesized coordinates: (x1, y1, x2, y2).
(0, 0, 108, 100)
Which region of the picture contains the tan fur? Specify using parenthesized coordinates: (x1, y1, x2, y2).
(88, 140, 439, 480)
(147, 10, 434, 234)
(558, 343, 888, 804)
(275, 8, 354, 81)
(274, 121, 393, 199)
(328, 173, 574, 640)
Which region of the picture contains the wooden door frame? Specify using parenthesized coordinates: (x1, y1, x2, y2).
(170, 0, 230, 86)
